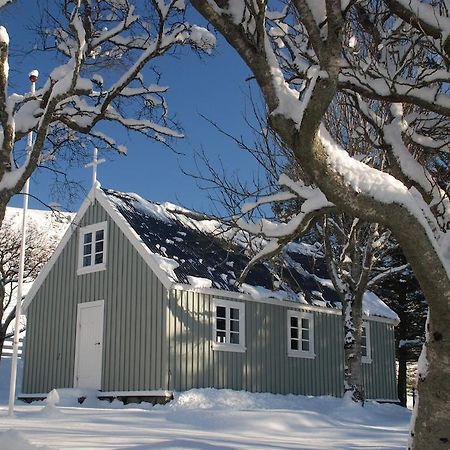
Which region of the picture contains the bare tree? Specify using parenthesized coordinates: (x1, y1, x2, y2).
(191, 1, 450, 447)
(0, 0, 215, 224)
(0, 212, 67, 360)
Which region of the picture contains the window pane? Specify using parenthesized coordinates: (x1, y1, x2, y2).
(83, 244, 91, 256)
(301, 318, 309, 329)
(230, 320, 239, 332)
(95, 241, 103, 253)
(216, 318, 226, 331)
(291, 328, 298, 339)
(230, 308, 239, 320)
(95, 253, 103, 264)
(83, 255, 91, 267)
(302, 341, 310, 351)
(290, 339, 299, 350)
(95, 229, 104, 241)
(216, 306, 226, 318)
(302, 329, 309, 340)
(216, 331, 226, 343)
(362, 346, 367, 357)
(230, 332, 240, 344)
(290, 316, 298, 328)
(84, 232, 92, 244)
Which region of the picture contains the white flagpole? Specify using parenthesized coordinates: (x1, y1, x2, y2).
(8, 70, 39, 416)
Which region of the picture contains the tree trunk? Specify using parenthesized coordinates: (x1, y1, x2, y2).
(189, 3, 449, 447)
(408, 304, 450, 449)
(342, 297, 365, 403)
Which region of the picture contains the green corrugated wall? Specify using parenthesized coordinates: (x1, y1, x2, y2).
(22, 198, 397, 400)
(166, 291, 397, 399)
(22, 199, 168, 394)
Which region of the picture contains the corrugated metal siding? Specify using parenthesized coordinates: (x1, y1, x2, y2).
(167, 291, 345, 396)
(22, 198, 397, 399)
(22, 200, 168, 394)
(362, 322, 397, 400)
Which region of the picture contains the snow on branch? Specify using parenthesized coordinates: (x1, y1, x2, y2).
(0, 0, 12, 9)
(386, 0, 450, 52)
(366, 263, 409, 287)
(237, 173, 333, 281)
(0, 1, 216, 216)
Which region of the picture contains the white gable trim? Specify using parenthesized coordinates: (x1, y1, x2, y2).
(22, 189, 96, 312)
(170, 284, 399, 324)
(170, 284, 342, 316)
(95, 189, 173, 290)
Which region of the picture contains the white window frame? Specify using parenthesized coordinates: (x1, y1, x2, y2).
(212, 298, 246, 353)
(361, 321, 372, 363)
(77, 221, 108, 275)
(287, 310, 315, 359)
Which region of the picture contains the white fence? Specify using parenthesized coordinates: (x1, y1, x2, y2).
(1, 338, 23, 358)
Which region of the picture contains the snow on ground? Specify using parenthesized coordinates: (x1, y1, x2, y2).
(0, 357, 411, 449)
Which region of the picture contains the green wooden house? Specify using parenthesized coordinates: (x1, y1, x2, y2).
(21, 185, 399, 403)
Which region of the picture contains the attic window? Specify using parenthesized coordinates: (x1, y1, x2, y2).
(362, 322, 372, 363)
(287, 310, 315, 359)
(77, 222, 107, 275)
(212, 299, 246, 353)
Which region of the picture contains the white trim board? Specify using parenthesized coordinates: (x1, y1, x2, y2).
(99, 390, 173, 397)
(17, 393, 48, 399)
(170, 286, 399, 325)
(171, 285, 342, 316)
(19, 390, 173, 399)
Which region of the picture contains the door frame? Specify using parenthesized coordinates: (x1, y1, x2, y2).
(73, 299, 105, 389)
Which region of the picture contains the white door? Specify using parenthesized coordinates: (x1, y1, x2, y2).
(74, 300, 104, 389)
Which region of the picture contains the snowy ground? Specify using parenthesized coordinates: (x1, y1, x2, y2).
(0, 357, 411, 450)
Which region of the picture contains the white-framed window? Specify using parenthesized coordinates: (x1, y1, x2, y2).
(361, 321, 372, 363)
(212, 298, 246, 353)
(287, 310, 315, 358)
(77, 222, 107, 275)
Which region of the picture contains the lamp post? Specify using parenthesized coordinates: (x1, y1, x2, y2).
(8, 69, 39, 416)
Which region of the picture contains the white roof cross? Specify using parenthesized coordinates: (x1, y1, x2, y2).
(85, 148, 106, 189)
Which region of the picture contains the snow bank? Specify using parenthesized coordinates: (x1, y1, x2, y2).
(166, 388, 327, 411)
(0, 377, 411, 449)
(0, 430, 50, 450)
(165, 388, 407, 420)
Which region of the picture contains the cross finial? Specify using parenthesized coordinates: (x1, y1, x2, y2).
(85, 148, 106, 190)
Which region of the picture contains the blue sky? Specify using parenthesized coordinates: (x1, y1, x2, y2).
(3, 2, 262, 214)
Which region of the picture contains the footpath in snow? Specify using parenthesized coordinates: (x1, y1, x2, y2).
(0, 357, 411, 449)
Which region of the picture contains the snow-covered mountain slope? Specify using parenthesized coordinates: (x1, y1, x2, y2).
(4, 207, 74, 242)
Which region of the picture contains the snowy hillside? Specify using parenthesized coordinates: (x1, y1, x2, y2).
(4, 207, 73, 242)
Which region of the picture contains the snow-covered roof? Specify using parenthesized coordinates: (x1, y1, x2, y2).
(101, 189, 398, 321)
